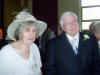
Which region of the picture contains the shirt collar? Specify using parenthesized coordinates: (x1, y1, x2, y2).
(66, 32, 79, 40)
(66, 32, 79, 47)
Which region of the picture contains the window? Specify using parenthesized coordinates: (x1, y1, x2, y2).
(81, 0, 100, 30)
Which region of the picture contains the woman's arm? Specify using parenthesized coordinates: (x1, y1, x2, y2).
(40, 71, 42, 75)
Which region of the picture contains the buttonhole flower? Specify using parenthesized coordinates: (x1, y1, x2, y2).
(83, 34, 90, 41)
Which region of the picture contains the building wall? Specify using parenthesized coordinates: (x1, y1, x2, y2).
(28, 0, 33, 13)
(58, 0, 81, 30)
(3, 0, 21, 30)
(3, 0, 32, 33)
(33, 0, 58, 36)
(0, 0, 3, 29)
(2, 0, 81, 36)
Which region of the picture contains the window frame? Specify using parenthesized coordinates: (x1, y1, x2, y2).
(80, 0, 100, 30)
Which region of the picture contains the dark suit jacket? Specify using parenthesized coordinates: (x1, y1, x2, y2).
(44, 32, 100, 75)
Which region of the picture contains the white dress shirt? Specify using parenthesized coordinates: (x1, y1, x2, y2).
(66, 32, 79, 54)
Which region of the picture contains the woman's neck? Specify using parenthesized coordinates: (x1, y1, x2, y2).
(12, 41, 30, 52)
(11, 41, 31, 60)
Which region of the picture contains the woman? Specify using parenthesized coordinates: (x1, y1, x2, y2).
(0, 11, 47, 75)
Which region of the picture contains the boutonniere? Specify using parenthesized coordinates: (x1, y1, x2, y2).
(83, 34, 90, 41)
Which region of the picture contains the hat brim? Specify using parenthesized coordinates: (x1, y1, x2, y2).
(7, 20, 47, 41)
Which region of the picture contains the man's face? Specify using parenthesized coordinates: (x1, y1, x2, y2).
(89, 25, 95, 35)
(61, 14, 79, 36)
(94, 32, 100, 40)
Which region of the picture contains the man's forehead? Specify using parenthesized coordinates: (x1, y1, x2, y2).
(62, 15, 76, 22)
(63, 14, 75, 19)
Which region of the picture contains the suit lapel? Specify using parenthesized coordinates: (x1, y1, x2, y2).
(61, 33, 89, 69)
(61, 33, 78, 55)
(77, 33, 89, 68)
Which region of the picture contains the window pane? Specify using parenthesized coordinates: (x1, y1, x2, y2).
(82, 22, 91, 30)
(81, 0, 100, 6)
(82, 7, 100, 20)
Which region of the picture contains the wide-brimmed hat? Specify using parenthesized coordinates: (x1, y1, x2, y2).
(7, 11, 47, 41)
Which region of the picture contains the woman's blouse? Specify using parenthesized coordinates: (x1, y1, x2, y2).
(0, 43, 42, 75)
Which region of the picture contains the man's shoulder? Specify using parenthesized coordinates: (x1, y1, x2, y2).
(80, 32, 97, 41)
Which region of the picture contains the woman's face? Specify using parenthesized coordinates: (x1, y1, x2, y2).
(18, 24, 37, 45)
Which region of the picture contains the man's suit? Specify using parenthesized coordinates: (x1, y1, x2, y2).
(44, 32, 100, 75)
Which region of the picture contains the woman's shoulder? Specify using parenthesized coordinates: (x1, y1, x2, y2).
(30, 43, 41, 60)
(30, 43, 40, 53)
(0, 44, 12, 55)
(30, 43, 39, 49)
(1, 44, 11, 50)
(0, 44, 13, 61)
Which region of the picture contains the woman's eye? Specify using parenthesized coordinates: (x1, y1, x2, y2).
(33, 29, 37, 32)
(25, 28, 30, 31)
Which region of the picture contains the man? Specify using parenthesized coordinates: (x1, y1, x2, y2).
(44, 11, 100, 75)
(89, 21, 100, 50)
(89, 22, 96, 35)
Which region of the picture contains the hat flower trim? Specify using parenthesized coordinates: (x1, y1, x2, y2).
(83, 34, 90, 41)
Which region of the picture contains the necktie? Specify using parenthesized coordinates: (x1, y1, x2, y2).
(71, 38, 78, 54)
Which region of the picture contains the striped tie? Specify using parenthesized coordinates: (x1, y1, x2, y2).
(71, 38, 78, 54)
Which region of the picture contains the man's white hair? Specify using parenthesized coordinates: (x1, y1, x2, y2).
(60, 11, 78, 26)
(90, 21, 100, 27)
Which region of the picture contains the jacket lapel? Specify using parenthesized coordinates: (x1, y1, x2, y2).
(61, 33, 78, 55)
(61, 33, 89, 69)
(77, 33, 89, 68)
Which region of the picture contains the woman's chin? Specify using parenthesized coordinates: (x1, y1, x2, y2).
(26, 40, 34, 45)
